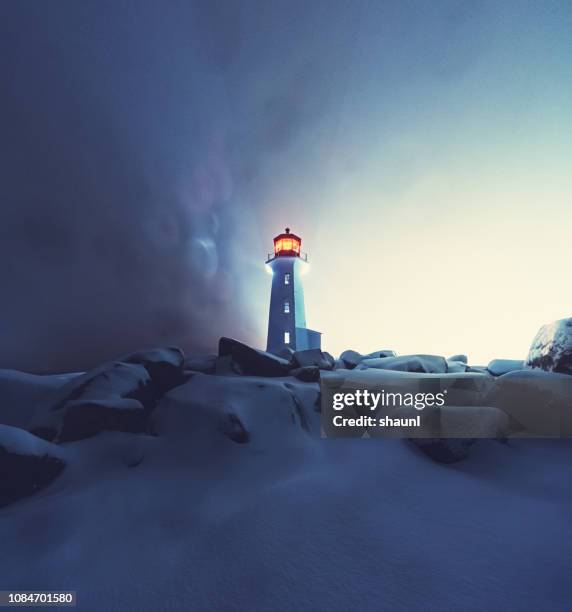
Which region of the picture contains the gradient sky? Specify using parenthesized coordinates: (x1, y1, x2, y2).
(1, 1, 571, 370)
(253, 0, 572, 364)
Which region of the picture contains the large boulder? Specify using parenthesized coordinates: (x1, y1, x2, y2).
(159, 373, 319, 452)
(41, 361, 155, 412)
(214, 355, 242, 376)
(484, 369, 572, 437)
(184, 354, 217, 375)
(467, 366, 490, 375)
(525, 318, 572, 375)
(290, 366, 320, 382)
(362, 349, 396, 359)
(292, 349, 335, 371)
(29, 361, 156, 441)
(0, 425, 65, 507)
(359, 355, 447, 374)
(218, 338, 290, 377)
(122, 347, 187, 392)
(58, 398, 147, 442)
(0, 369, 78, 428)
(339, 350, 363, 370)
(487, 359, 524, 377)
(446, 360, 467, 373)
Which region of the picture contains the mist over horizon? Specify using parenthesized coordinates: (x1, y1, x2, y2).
(1, 0, 571, 372)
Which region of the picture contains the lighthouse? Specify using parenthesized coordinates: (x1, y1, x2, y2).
(266, 228, 321, 354)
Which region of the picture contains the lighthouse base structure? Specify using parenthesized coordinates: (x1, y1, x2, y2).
(295, 327, 322, 352)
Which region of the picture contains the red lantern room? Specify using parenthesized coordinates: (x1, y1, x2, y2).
(273, 227, 301, 257)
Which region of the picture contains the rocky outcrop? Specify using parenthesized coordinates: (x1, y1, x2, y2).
(28, 348, 190, 442)
(484, 369, 572, 437)
(185, 354, 217, 375)
(487, 359, 524, 377)
(218, 338, 291, 377)
(58, 398, 147, 442)
(29, 361, 155, 441)
(290, 366, 320, 382)
(362, 349, 396, 359)
(525, 318, 572, 375)
(359, 355, 447, 374)
(0, 425, 65, 507)
(466, 366, 490, 375)
(0, 370, 76, 429)
(292, 349, 335, 370)
(122, 347, 187, 392)
(339, 350, 363, 369)
(446, 360, 467, 373)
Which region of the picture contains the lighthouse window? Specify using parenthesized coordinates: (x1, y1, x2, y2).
(284, 273, 290, 285)
(284, 331, 290, 344)
(284, 301, 290, 313)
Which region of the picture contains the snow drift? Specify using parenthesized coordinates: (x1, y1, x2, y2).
(0, 340, 571, 611)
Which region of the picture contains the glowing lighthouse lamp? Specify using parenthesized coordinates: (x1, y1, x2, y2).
(265, 228, 321, 354)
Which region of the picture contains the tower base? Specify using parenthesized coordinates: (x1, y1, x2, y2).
(295, 327, 322, 351)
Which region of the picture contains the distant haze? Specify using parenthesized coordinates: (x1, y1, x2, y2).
(1, 1, 570, 371)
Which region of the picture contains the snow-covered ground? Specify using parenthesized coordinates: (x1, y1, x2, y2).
(1, 362, 571, 611)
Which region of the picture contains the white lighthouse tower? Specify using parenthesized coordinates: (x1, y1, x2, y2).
(266, 228, 321, 354)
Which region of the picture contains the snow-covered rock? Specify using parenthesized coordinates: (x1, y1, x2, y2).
(27, 348, 187, 441)
(218, 337, 291, 377)
(0, 369, 76, 428)
(525, 318, 572, 375)
(359, 354, 447, 373)
(484, 368, 572, 437)
(184, 354, 217, 375)
(362, 349, 397, 359)
(0, 425, 65, 507)
(156, 373, 319, 451)
(58, 398, 147, 442)
(292, 349, 335, 370)
(487, 359, 524, 377)
(333, 359, 347, 370)
(446, 360, 467, 373)
(213, 354, 242, 375)
(29, 362, 155, 441)
(467, 365, 490, 375)
(122, 347, 187, 392)
(339, 349, 363, 369)
(290, 366, 320, 382)
(448, 354, 468, 363)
